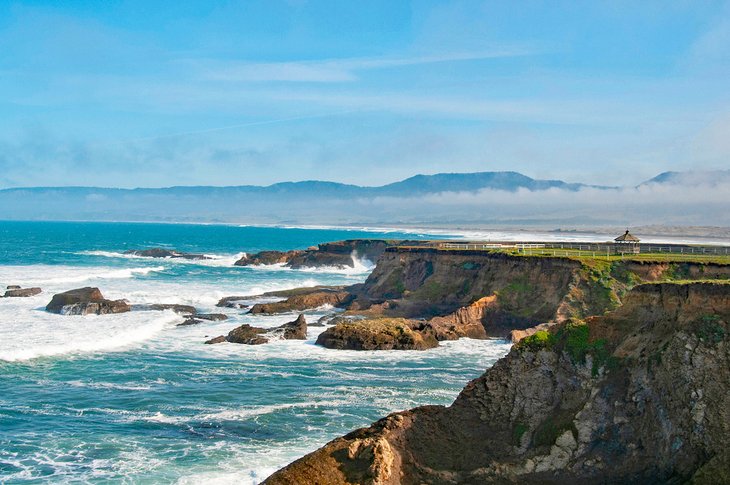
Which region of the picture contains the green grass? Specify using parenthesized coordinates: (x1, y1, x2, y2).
(518, 321, 618, 377)
(519, 330, 553, 352)
(512, 248, 730, 265)
(401, 244, 730, 264)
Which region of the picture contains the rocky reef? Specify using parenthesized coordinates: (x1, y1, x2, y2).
(217, 286, 350, 314)
(249, 287, 350, 315)
(205, 314, 308, 345)
(2, 285, 42, 297)
(265, 282, 730, 484)
(234, 240, 424, 269)
(46, 287, 130, 315)
(124, 248, 211, 260)
(135, 303, 198, 314)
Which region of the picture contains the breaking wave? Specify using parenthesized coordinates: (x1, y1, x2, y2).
(81, 250, 246, 267)
(0, 311, 179, 362)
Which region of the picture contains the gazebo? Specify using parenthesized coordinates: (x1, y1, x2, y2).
(613, 229, 640, 254)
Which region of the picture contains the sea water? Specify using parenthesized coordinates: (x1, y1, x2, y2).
(0, 221, 511, 484)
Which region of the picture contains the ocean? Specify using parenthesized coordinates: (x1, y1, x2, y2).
(0, 221, 511, 484)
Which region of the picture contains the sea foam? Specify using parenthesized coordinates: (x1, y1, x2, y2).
(81, 250, 247, 267)
(0, 310, 179, 362)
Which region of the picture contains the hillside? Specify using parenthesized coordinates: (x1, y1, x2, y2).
(0, 170, 727, 226)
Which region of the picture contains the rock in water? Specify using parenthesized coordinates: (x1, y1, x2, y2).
(249, 289, 350, 314)
(225, 324, 269, 345)
(177, 318, 203, 326)
(46, 287, 130, 315)
(234, 250, 302, 266)
(315, 317, 438, 350)
(193, 313, 228, 321)
(204, 335, 226, 344)
(273, 314, 308, 340)
(206, 316, 308, 345)
(234, 240, 421, 269)
(3, 287, 42, 297)
(142, 303, 197, 314)
(215, 297, 250, 309)
(124, 248, 211, 260)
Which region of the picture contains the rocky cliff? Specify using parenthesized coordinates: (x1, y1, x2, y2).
(265, 282, 730, 484)
(347, 247, 730, 338)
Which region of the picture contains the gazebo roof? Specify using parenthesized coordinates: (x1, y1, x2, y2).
(615, 230, 640, 242)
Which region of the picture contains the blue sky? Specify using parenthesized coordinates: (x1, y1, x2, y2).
(1, 0, 729, 188)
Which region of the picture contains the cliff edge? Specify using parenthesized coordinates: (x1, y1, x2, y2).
(265, 282, 730, 484)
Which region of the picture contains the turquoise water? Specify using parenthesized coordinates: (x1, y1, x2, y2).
(0, 222, 511, 483)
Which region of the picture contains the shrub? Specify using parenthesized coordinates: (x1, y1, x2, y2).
(518, 330, 555, 352)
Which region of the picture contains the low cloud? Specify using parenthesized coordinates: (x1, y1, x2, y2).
(352, 183, 730, 227)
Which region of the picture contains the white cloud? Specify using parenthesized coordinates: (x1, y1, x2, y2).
(192, 49, 533, 83)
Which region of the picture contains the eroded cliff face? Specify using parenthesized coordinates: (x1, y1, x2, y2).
(265, 282, 730, 484)
(350, 248, 730, 337)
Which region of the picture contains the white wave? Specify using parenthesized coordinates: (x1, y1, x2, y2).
(81, 250, 147, 259)
(199, 252, 246, 267)
(131, 399, 353, 426)
(46, 265, 166, 284)
(65, 380, 153, 391)
(0, 311, 179, 362)
(81, 250, 246, 267)
(0, 264, 166, 286)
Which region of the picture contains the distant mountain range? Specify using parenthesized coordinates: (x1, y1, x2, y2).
(0, 170, 611, 198)
(0, 170, 726, 226)
(639, 170, 730, 187)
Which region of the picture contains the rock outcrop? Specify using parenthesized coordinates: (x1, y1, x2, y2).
(265, 282, 730, 484)
(205, 315, 309, 345)
(124, 248, 211, 260)
(316, 318, 438, 351)
(234, 240, 426, 269)
(272, 314, 308, 340)
(224, 324, 269, 345)
(217, 286, 348, 313)
(215, 296, 250, 309)
(3, 286, 42, 297)
(426, 295, 496, 340)
(509, 322, 553, 343)
(203, 335, 226, 344)
(46, 287, 130, 315)
(248, 287, 350, 315)
(235, 250, 303, 266)
(178, 317, 203, 326)
(192, 313, 228, 321)
(134, 303, 197, 314)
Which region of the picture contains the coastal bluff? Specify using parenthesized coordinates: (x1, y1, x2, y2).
(314, 246, 730, 349)
(265, 282, 730, 484)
